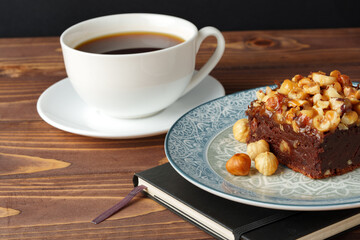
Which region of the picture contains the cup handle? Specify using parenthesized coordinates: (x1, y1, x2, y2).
(181, 26, 225, 96)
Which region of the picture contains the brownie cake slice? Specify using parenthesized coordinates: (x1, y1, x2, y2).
(246, 71, 360, 179)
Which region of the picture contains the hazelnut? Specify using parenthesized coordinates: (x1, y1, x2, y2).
(226, 153, 251, 176)
(278, 79, 296, 95)
(341, 111, 358, 126)
(265, 95, 282, 111)
(300, 109, 316, 119)
(256, 90, 265, 101)
(354, 103, 360, 115)
(313, 115, 331, 132)
(262, 88, 277, 103)
(344, 87, 360, 101)
(313, 93, 325, 103)
(293, 140, 300, 148)
(347, 97, 359, 105)
(303, 83, 321, 95)
(312, 72, 337, 87)
(329, 98, 343, 113)
(298, 78, 320, 95)
(297, 77, 312, 87)
(280, 140, 290, 154)
(355, 90, 360, 100)
(339, 74, 352, 87)
(285, 107, 298, 124)
(288, 87, 308, 100)
(247, 139, 270, 160)
(233, 119, 250, 143)
(330, 70, 341, 78)
(343, 86, 357, 98)
(316, 100, 330, 109)
(252, 101, 261, 107)
(291, 120, 300, 133)
(324, 86, 343, 99)
(324, 110, 340, 130)
(292, 74, 303, 82)
(329, 98, 351, 115)
(255, 152, 279, 176)
(266, 86, 274, 95)
(333, 82, 342, 93)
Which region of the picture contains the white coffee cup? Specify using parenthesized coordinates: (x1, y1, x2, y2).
(60, 13, 225, 118)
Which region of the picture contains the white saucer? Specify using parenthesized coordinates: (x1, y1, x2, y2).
(37, 74, 225, 139)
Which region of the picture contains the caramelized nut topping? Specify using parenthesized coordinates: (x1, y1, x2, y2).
(251, 70, 359, 133)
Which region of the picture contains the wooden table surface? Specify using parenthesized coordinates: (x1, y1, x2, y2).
(1, 28, 360, 239)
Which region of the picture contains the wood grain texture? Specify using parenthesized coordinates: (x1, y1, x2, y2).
(0, 28, 360, 239)
(0, 207, 20, 218)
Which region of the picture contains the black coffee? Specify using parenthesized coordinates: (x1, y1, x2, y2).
(75, 32, 184, 54)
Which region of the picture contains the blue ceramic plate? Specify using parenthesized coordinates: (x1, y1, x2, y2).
(165, 85, 360, 211)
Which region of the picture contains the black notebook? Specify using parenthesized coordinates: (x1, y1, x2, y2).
(133, 163, 360, 240)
